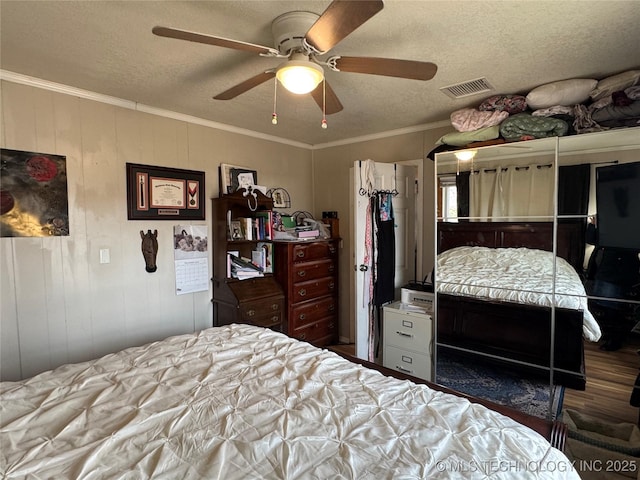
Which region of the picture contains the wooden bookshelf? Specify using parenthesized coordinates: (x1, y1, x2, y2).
(211, 189, 284, 330)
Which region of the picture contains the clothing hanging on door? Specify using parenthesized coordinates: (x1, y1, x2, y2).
(358, 159, 397, 361)
(373, 192, 395, 306)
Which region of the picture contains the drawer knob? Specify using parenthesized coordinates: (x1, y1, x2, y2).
(247, 310, 255, 317)
(299, 313, 306, 321)
(328, 304, 335, 312)
(300, 333, 306, 340)
(298, 288, 307, 297)
(329, 246, 336, 254)
(296, 251, 305, 258)
(328, 281, 335, 290)
(329, 322, 335, 329)
(328, 265, 335, 272)
(271, 315, 279, 322)
(297, 270, 306, 277)
(271, 303, 279, 310)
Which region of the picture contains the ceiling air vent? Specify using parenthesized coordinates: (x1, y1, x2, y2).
(440, 77, 494, 99)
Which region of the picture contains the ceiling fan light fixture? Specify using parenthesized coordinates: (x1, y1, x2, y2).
(454, 150, 477, 162)
(276, 56, 324, 95)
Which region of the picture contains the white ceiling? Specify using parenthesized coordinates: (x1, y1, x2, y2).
(1, 1, 639, 147)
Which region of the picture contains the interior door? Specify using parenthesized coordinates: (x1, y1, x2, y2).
(351, 160, 417, 360)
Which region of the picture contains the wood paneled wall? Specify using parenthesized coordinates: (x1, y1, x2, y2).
(0, 81, 313, 381)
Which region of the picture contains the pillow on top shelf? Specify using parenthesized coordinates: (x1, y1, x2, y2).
(589, 70, 640, 101)
(526, 78, 597, 109)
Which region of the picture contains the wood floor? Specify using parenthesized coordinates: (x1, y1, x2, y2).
(563, 335, 640, 425)
(329, 337, 640, 426)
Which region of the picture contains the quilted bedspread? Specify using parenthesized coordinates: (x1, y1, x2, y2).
(437, 246, 601, 342)
(1, 324, 579, 479)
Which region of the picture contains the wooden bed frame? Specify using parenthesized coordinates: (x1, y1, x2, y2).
(336, 351, 567, 451)
(436, 221, 588, 390)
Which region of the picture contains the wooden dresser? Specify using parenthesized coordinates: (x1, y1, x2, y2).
(274, 239, 339, 347)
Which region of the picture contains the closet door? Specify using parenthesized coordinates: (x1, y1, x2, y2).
(352, 161, 417, 361)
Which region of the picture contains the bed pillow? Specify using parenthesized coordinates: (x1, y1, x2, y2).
(589, 70, 640, 101)
(526, 78, 597, 109)
(436, 125, 501, 146)
(478, 94, 527, 114)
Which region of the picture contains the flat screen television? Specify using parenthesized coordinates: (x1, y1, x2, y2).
(595, 161, 640, 251)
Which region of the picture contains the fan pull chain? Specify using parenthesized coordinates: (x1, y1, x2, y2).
(272, 77, 278, 125)
(321, 80, 328, 129)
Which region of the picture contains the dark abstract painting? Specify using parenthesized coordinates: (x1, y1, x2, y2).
(1, 148, 69, 237)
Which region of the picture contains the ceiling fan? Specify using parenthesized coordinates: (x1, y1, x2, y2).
(152, 0, 437, 117)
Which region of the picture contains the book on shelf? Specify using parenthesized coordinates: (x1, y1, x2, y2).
(228, 252, 263, 279)
(234, 270, 264, 280)
(297, 229, 319, 239)
(226, 250, 240, 277)
(232, 270, 264, 280)
(236, 217, 253, 241)
(251, 248, 266, 272)
(256, 242, 273, 273)
(255, 211, 273, 240)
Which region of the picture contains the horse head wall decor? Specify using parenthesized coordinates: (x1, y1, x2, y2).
(140, 229, 158, 273)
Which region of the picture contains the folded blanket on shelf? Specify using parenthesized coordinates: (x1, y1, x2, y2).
(500, 113, 569, 141)
(591, 99, 640, 125)
(450, 108, 508, 132)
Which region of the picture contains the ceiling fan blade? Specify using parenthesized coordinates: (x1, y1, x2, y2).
(213, 71, 276, 100)
(152, 26, 279, 56)
(331, 56, 438, 81)
(305, 0, 383, 53)
(310, 80, 344, 115)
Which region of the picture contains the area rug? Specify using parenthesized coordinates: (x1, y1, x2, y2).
(436, 349, 564, 420)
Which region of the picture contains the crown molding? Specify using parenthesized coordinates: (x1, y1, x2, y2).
(0, 70, 311, 149)
(1, 70, 444, 150)
(309, 120, 451, 150)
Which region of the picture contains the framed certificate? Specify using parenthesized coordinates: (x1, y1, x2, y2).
(126, 163, 205, 220)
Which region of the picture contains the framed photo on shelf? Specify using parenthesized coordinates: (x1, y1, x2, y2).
(229, 220, 243, 240)
(126, 163, 205, 220)
(219, 163, 258, 195)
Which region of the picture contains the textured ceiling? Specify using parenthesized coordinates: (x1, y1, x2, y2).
(1, 0, 639, 147)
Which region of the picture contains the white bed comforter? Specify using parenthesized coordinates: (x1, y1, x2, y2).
(437, 246, 601, 342)
(1, 324, 579, 479)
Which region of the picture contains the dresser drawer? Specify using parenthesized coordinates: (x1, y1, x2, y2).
(291, 277, 337, 303)
(292, 259, 336, 283)
(239, 297, 284, 329)
(383, 307, 432, 353)
(290, 296, 337, 330)
(383, 345, 431, 381)
(291, 241, 337, 263)
(290, 317, 337, 344)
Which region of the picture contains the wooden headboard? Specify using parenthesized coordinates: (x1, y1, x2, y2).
(437, 221, 586, 273)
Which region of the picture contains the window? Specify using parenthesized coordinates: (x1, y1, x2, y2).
(438, 175, 458, 221)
